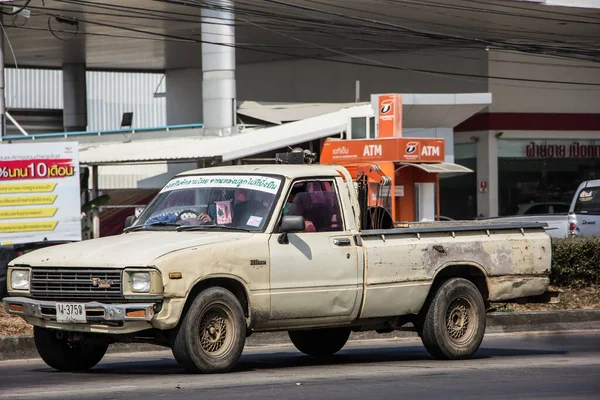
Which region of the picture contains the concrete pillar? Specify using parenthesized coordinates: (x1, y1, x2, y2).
(63, 63, 87, 132)
(475, 131, 499, 218)
(201, 0, 236, 136)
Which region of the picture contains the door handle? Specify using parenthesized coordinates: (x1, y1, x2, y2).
(333, 238, 352, 246)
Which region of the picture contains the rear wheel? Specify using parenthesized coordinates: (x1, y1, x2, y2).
(288, 327, 351, 357)
(419, 278, 486, 360)
(172, 287, 246, 373)
(33, 327, 108, 371)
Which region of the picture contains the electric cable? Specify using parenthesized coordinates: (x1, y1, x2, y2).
(47, 15, 79, 41)
(0, 0, 31, 16)
(7, 0, 599, 88)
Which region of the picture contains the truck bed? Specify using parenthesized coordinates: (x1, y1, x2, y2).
(357, 221, 551, 319)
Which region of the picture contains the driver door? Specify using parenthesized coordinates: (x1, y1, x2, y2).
(268, 179, 360, 321)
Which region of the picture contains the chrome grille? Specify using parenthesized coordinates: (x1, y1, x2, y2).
(31, 267, 123, 301)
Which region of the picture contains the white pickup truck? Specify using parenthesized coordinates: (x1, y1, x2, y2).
(4, 164, 552, 373)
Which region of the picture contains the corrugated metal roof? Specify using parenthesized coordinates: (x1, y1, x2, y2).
(79, 104, 372, 165)
(238, 93, 492, 129)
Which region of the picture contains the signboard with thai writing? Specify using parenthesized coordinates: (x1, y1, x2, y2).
(320, 137, 445, 164)
(526, 141, 600, 158)
(160, 175, 282, 194)
(499, 140, 600, 159)
(0, 142, 81, 245)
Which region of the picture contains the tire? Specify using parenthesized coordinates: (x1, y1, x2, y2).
(33, 327, 108, 371)
(172, 287, 246, 373)
(419, 278, 486, 360)
(288, 327, 351, 357)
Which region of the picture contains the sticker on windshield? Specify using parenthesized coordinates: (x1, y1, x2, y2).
(246, 216, 263, 227)
(215, 200, 233, 225)
(160, 175, 281, 194)
(580, 190, 593, 198)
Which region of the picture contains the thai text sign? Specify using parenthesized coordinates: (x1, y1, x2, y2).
(0, 142, 81, 245)
(525, 141, 600, 158)
(160, 175, 282, 195)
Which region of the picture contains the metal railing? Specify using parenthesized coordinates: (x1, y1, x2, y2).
(0, 123, 204, 141)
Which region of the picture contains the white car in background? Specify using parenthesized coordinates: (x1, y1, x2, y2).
(568, 180, 600, 238)
(513, 202, 571, 216)
(483, 182, 600, 238)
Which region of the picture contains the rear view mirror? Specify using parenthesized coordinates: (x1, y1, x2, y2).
(278, 215, 305, 244)
(124, 215, 136, 229)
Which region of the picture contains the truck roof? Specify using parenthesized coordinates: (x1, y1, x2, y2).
(177, 164, 344, 179)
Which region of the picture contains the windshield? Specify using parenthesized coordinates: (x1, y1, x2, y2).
(132, 174, 283, 231)
(574, 186, 600, 215)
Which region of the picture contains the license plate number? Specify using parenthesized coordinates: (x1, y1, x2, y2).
(55, 303, 87, 323)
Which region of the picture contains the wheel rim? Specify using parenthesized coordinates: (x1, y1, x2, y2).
(198, 304, 234, 357)
(445, 297, 476, 345)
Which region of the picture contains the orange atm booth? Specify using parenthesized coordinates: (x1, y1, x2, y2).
(319, 93, 466, 228)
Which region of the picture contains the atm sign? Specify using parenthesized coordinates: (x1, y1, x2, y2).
(321, 137, 445, 164)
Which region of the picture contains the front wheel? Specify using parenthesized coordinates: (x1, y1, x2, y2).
(288, 327, 351, 357)
(418, 278, 486, 360)
(33, 327, 108, 371)
(172, 287, 246, 373)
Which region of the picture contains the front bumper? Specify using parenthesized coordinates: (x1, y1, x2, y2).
(4, 296, 157, 323)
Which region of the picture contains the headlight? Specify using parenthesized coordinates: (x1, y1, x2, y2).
(11, 269, 30, 290)
(131, 272, 151, 293)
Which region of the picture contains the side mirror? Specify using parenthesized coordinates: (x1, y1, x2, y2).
(124, 215, 136, 229)
(278, 215, 305, 244)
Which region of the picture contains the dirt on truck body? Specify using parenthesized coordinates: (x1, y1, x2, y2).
(4, 164, 551, 373)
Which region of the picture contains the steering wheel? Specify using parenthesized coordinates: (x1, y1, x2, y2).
(175, 209, 200, 222)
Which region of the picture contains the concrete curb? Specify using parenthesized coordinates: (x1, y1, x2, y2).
(1, 310, 599, 361)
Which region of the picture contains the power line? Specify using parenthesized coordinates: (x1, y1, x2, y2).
(31, 10, 600, 87)
(7, 0, 600, 88)
(45, 0, 600, 63)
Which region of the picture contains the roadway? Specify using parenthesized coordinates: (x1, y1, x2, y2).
(1, 332, 599, 399)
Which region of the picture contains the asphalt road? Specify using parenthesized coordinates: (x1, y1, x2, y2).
(1, 332, 599, 400)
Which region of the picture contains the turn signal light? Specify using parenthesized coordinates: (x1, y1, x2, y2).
(126, 310, 146, 318)
(8, 304, 24, 313)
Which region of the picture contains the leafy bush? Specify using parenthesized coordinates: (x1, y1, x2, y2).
(551, 237, 600, 287)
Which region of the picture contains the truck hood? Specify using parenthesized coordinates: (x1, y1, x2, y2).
(10, 231, 253, 268)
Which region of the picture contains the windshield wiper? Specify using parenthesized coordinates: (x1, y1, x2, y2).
(176, 224, 251, 232)
(124, 222, 181, 232)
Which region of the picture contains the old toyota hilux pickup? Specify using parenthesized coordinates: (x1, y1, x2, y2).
(4, 163, 552, 373)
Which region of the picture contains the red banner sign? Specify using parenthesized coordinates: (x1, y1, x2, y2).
(0, 159, 76, 181)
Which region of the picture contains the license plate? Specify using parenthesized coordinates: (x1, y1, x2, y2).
(55, 303, 87, 323)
